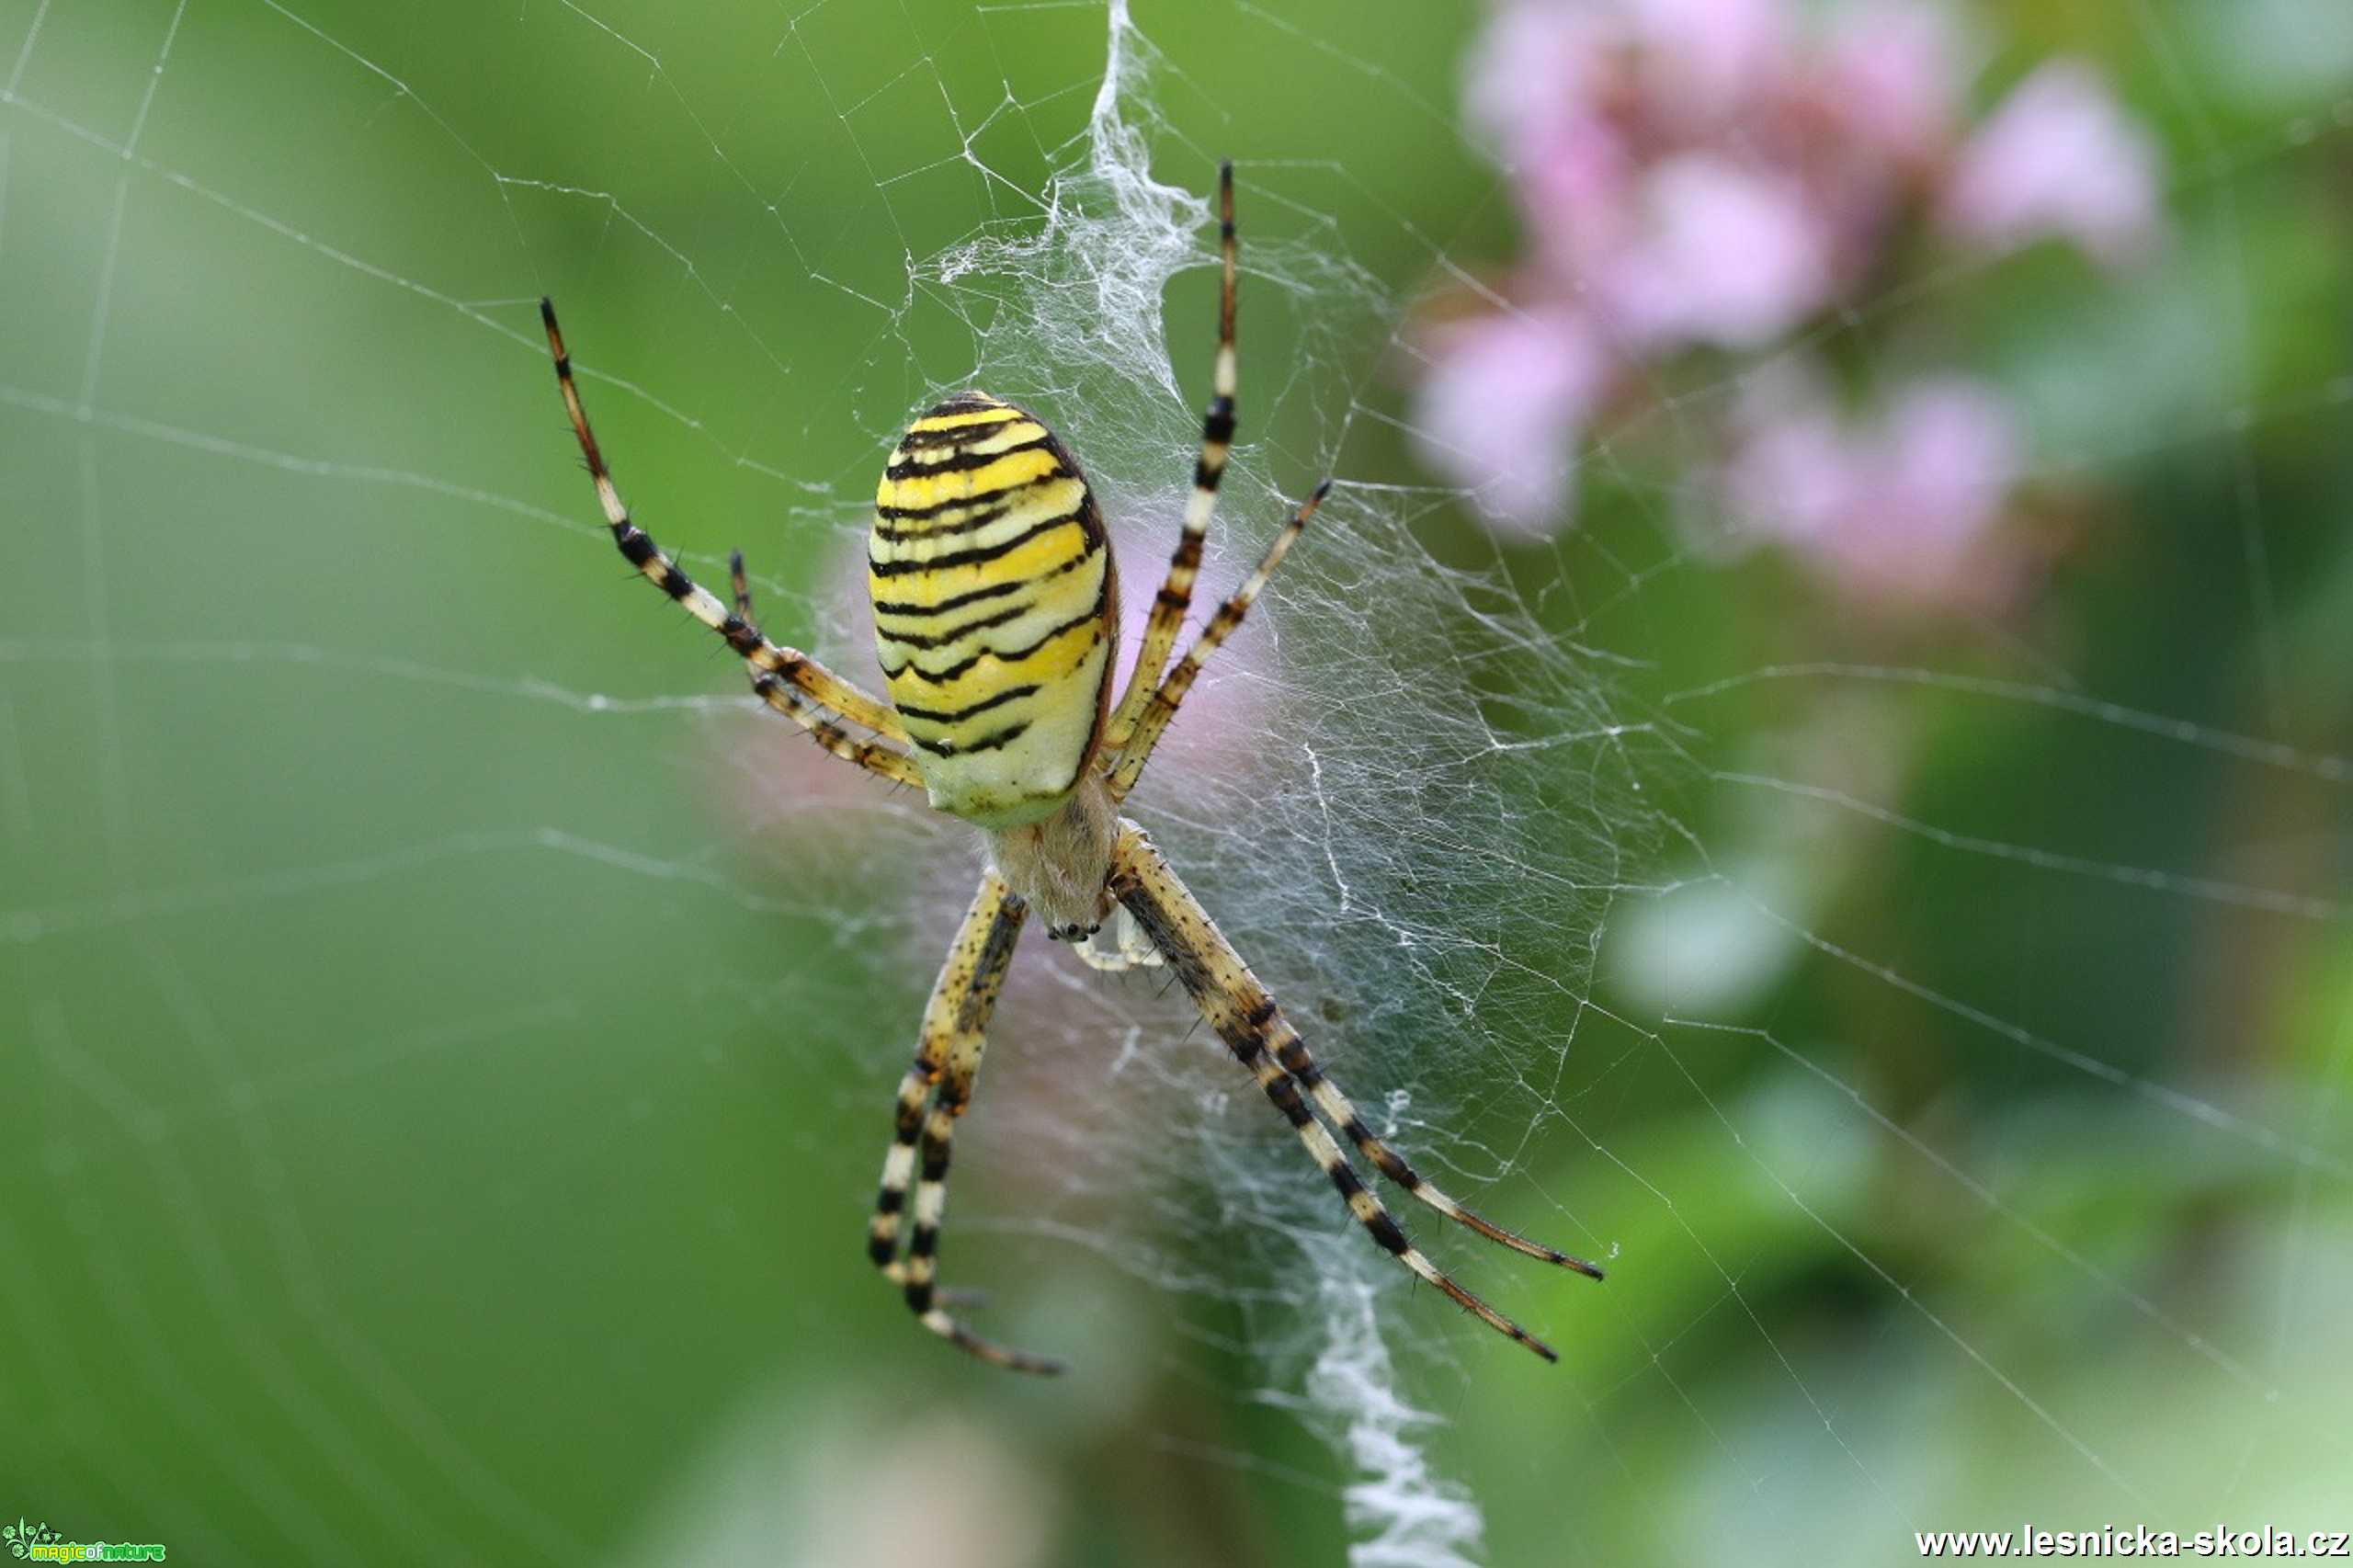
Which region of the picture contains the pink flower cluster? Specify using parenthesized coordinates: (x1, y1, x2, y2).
(1415, 0, 2164, 609)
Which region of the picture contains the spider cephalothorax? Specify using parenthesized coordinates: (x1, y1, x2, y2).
(540, 161, 1601, 1376)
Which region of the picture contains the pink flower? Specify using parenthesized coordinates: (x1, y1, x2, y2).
(1624, 0, 1791, 131)
(1599, 155, 1835, 349)
(1722, 373, 2022, 610)
(1422, 0, 2158, 579)
(1940, 61, 2164, 267)
(1465, 5, 1636, 281)
(1411, 310, 1613, 536)
(1465, 3, 1610, 160)
(1814, 5, 1964, 163)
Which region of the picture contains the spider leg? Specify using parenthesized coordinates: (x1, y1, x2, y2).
(866, 870, 1063, 1374)
(1210, 949, 1601, 1275)
(1108, 823, 1573, 1361)
(1295, 1063, 1604, 1277)
(1105, 160, 1240, 753)
(539, 299, 916, 778)
(715, 547, 917, 777)
(1108, 481, 1326, 801)
(728, 549, 758, 627)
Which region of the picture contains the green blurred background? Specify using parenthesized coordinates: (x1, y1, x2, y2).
(2, 1, 2348, 1564)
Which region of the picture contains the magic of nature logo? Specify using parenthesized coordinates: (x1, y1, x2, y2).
(4, 1518, 165, 1562)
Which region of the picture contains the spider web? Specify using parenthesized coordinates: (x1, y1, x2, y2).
(1, 1, 2348, 1564)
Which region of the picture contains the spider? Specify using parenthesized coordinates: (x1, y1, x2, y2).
(539, 162, 1602, 1374)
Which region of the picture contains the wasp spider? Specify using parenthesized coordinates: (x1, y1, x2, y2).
(540, 163, 1603, 1374)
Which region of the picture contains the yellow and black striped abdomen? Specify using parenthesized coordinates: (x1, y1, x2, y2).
(870, 393, 1116, 828)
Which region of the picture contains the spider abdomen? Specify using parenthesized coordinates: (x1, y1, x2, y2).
(870, 392, 1116, 829)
